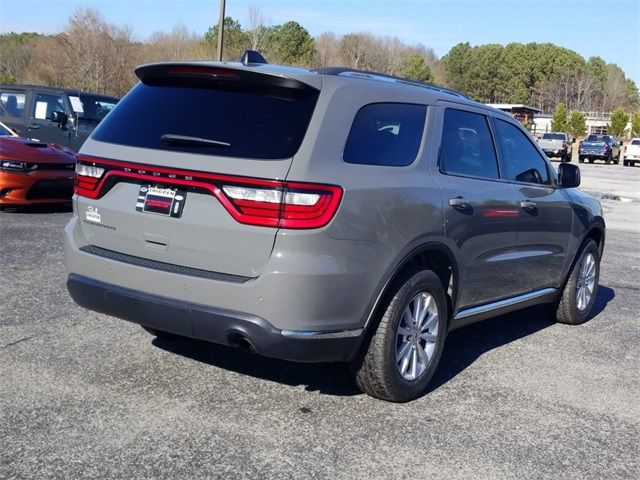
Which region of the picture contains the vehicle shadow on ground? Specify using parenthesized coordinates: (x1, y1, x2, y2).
(427, 285, 614, 394)
(153, 286, 615, 399)
(0, 203, 72, 214)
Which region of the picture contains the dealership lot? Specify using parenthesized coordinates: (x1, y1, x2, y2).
(1, 163, 638, 479)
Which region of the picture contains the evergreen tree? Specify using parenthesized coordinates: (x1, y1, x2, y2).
(551, 103, 568, 132)
(399, 53, 433, 83)
(567, 110, 587, 139)
(609, 108, 629, 138)
(631, 111, 640, 137)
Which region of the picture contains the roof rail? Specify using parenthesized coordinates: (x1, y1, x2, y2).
(311, 67, 468, 99)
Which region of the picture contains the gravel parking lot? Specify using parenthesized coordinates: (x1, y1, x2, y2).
(1, 163, 638, 479)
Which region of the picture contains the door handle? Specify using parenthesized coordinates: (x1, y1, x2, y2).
(449, 196, 470, 210)
(520, 200, 537, 212)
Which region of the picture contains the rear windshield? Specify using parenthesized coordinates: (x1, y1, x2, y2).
(92, 81, 319, 159)
(586, 135, 599, 141)
(541, 133, 565, 140)
(632, 139, 640, 146)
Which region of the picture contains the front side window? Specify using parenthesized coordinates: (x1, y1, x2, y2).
(494, 119, 550, 185)
(0, 92, 26, 117)
(70, 95, 117, 123)
(33, 94, 65, 120)
(343, 103, 426, 166)
(439, 109, 499, 179)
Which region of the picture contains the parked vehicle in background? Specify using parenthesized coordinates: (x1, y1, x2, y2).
(0, 85, 118, 152)
(0, 137, 76, 208)
(578, 134, 621, 164)
(65, 57, 605, 402)
(623, 138, 640, 167)
(537, 132, 572, 161)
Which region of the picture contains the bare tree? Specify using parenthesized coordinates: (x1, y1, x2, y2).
(314, 32, 339, 67)
(246, 6, 271, 51)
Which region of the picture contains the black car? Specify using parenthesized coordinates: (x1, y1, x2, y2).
(0, 84, 118, 152)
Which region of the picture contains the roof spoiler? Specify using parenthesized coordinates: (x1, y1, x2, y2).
(240, 50, 268, 66)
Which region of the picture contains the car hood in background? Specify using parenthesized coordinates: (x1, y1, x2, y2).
(0, 137, 76, 164)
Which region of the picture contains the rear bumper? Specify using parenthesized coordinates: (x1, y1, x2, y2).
(579, 152, 609, 159)
(67, 273, 364, 363)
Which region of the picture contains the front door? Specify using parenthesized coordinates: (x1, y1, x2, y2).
(492, 118, 572, 293)
(28, 92, 71, 147)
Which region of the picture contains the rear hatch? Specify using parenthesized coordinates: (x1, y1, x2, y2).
(74, 63, 322, 278)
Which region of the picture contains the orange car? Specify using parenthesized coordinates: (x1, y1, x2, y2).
(0, 134, 76, 208)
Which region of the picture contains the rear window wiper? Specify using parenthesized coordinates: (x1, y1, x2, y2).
(161, 134, 231, 148)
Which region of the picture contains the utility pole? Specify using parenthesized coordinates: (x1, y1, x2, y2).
(216, 0, 225, 61)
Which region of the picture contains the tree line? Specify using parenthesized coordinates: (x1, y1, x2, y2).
(1, 8, 638, 124)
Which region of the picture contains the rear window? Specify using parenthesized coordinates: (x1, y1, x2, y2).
(632, 139, 640, 146)
(343, 103, 426, 166)
(542, 133, 565, 140)
(92, 82, 319, 159)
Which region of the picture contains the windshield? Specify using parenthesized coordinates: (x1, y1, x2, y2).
(586, 135, 599, 141)
(542, 133, 565, 140)
(70, 95, 118, 122)
(632, 139, 640, 146)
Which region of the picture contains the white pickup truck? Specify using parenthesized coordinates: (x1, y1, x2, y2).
(623, 138, 640, 167)
(537, 132, 572, 162)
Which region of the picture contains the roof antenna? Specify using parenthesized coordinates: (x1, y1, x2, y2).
(241, 50, 268, 66)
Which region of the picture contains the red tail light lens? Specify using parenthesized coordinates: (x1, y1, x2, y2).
(74, 155, 342, 229)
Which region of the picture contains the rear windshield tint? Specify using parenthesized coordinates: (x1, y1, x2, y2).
(542, 133, 565, 140)
(92, 81, 319, 159)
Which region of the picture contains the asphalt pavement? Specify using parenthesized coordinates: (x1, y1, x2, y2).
(1, 164, 638, 479)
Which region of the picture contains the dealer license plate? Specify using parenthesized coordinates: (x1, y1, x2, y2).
(136, 185, 186, 218)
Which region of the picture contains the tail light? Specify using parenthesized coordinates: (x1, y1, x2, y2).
(562, 142, 567, 148)
(579, 141, 583, 149)
(74, 155, 342, 229)
(604, 143, 611, 151)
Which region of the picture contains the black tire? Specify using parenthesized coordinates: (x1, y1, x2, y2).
(624, 160, 629, 167)
(351, 269, 448, 402)
(141, 325, 185, 341)
(554, 239, 600, 325)
(579, 157, 584, 164)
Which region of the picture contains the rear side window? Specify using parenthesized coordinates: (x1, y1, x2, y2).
(343, 103, 426, 166)
(0, 92, 26, 117)
(494, 119, 550, 185)
(439, 109, 499, 179)
(92, 82, 319, 159)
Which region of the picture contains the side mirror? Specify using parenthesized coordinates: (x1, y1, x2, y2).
(51, 111, 68, 126)
(558, 163, 580, 188)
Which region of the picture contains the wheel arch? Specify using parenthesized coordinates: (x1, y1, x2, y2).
(362, 242, 459, 333)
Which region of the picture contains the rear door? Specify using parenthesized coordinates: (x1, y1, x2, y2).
(492, 118, 572, 292)
(75, 65, 320, 278)
(432, 105, 521, 311)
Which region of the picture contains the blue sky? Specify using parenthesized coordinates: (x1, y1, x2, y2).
(1, 0, 639, 83)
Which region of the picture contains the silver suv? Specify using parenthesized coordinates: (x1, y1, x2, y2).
(65, 59, 605, 402)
